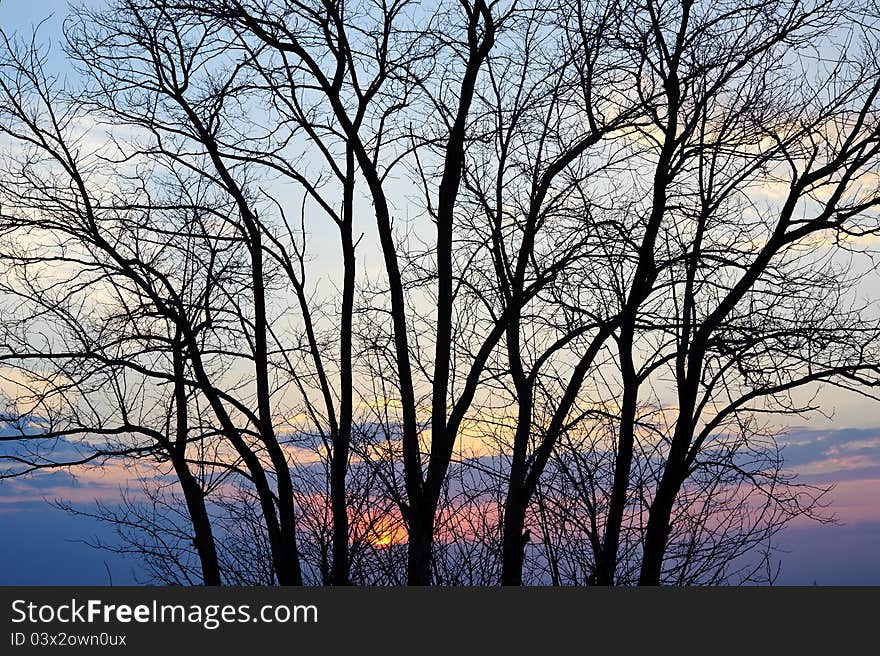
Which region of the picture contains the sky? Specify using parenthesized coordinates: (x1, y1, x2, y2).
(0, 0, 878, 585)
(1, 424, 879, 585)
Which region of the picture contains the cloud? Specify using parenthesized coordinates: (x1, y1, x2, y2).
(781, 426, 880, 476)
(0, 432, 154, 511)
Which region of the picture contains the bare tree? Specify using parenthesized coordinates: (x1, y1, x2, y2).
(1, 0, 879, 588)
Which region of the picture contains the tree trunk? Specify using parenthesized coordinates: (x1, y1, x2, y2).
(501, 496, 528, 586)
(330, 152, 357, 586)
(171, 336, 221, 585)
(639, 409, 695, 585)
(594, 332, 638, 585)
(638, 475, 680, 586)
(406, 504, 436, 586)
(501, 383, 532, 586)
(174, 462, 222, 586)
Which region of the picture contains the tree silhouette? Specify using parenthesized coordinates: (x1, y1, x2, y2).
(1, 0, 878, 586)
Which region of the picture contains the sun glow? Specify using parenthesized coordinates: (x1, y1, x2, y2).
(363, 516, 407, 549)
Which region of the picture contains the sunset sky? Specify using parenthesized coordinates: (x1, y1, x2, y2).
(1, 0, 879, 586)
(2, 423, 878, 584)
